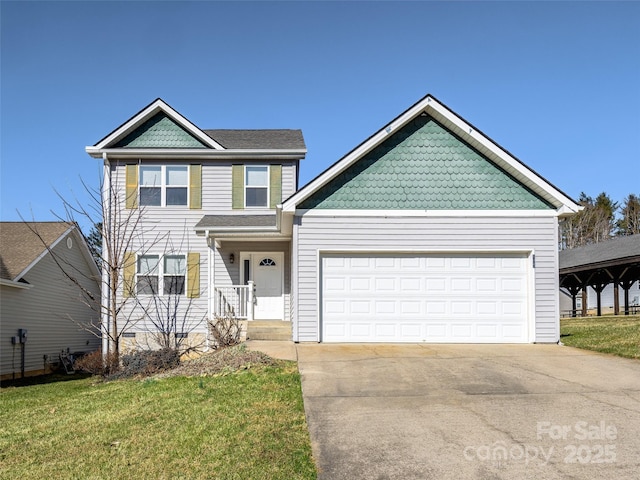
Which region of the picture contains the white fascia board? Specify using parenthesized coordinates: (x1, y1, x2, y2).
(211, 233, 292, 249)
(283, 95, 580, 214)
(70, 228, 102, 280)
(15, 226, 100, 283)
(89, 99, 224, 153)
(14, 226, 73, 280)
(424, 99, 580, 213)
(86, 147, 306, 160)
(0, 278, 33, 289)
(294, 209, 562, 217)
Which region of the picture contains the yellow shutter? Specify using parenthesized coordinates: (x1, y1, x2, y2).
(189, 164, 202, 209)
(125, 164, 138, 209)
(232, 164, 244, 209)
(269, 164, 282, 209)
(187, 252, 200, 298)
(123, 251, 136, 298)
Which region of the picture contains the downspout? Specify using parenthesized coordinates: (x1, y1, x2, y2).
(102, 153, 111, 357)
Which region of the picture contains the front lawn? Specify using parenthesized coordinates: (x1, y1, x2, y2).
(0, 357, 316, 479)
(560, 314, 640, 359)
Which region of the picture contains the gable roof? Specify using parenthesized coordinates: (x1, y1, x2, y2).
(88, 98, 223, 153)
(283, 94, 580, 215)
(559, 234, 640, 272)
(0, 222, 74, 282)
(298, 115, 553, 211)
(86, 98, 306, 159)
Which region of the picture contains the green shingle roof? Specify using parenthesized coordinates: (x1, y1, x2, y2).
(299, 116, 553, 210)
(114, 113, 208, 148)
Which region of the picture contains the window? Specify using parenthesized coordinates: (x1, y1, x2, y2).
(166, 167, 188, 206)
(137, 255, 159, 295)
(139, 166, 188, 207)
(136, 254, 185, 295)
(140, 167, 161, 206)
(245, 166, 268, 207)
(259, 258, 276, 266)
(164, 255, 185, 295)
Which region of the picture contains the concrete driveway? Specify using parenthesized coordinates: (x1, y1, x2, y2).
(296, 344, 640, 480)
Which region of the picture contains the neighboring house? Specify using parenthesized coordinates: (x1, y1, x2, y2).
(0, 222, 101, 380)
(559, 234, 640, 316)
(87, 94, 580, 347)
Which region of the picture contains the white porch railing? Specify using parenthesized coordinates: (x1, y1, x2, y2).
(213, 281, 254, 320)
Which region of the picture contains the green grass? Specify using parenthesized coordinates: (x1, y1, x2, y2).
(560, 314, 640, 359)
(0, 362, 316, 479)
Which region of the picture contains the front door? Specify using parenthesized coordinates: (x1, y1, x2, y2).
(241, 252, 284, 320)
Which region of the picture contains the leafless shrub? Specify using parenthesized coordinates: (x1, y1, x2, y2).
(75, 349, 119, 377)
(208, 314, 242, 349)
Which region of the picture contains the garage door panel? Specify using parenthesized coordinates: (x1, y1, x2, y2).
(321, 252, 530, 343)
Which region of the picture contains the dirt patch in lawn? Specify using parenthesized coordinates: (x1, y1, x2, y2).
(154, 344, 280, 379)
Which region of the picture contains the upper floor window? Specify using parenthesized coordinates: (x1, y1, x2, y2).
(139, 166, 188, 207)
(245, 166, 268, 208)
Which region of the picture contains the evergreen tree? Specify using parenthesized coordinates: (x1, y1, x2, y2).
(617, 194, 640, 236)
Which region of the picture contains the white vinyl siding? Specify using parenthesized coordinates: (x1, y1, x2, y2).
(293, 215, 559, 343)
(200, 161, 297, 210)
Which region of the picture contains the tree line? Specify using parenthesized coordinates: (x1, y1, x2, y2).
(559, 193, 640, 250)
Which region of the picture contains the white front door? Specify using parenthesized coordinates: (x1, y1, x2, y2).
(242, 252, 284, 320)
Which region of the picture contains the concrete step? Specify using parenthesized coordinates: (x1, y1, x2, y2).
(246, 321, 292, 341)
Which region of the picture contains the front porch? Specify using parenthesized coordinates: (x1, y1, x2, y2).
(212, 284, 292, 341)
(195, 213, 294, 341)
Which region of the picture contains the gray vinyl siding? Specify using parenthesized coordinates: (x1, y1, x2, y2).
(0, 232, 101, 378)
(108, 159, 297, 334)
(111, 159, 297, 211)
(293, 214, 559, 343)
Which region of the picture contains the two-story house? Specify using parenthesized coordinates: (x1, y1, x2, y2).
(87, 95, 580, 349)
(86, 99, 305, 351)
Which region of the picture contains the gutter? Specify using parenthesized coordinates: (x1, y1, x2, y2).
(0, 278, 32, 289)
(85, 147, 307, 160)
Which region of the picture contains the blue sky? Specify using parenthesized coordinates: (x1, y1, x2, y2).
(2, 1, 639, 228)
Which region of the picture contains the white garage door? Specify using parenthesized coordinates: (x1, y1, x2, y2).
(321, 253, 531, 343)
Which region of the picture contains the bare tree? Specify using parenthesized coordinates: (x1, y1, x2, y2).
(131, 230, 206, 355)
(22, 167, 164, 363)
(559, 192, 618, 249)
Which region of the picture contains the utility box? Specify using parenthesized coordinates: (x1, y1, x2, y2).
(18, 329, 28, 343)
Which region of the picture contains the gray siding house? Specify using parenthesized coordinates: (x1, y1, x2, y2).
(282, 94, 581, 343)
(87, 95, 580, 349)
(0, 222, 101, 380)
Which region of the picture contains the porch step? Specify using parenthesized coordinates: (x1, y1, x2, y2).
(246, 321, 292, 341)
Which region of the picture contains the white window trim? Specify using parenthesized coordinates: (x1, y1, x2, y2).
(139, 165, 189, 208)
(136, 253, 187, 296)
(244, 165, 270, 209)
